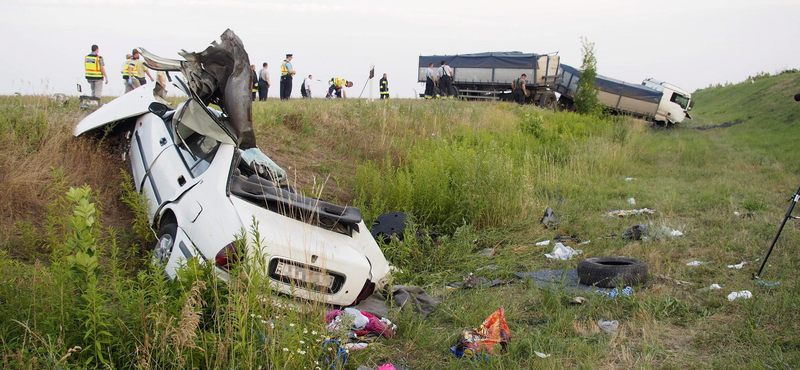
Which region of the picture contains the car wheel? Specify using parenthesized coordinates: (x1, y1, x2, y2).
(152, 223, 177, 265)
(577, 257, 648, 288)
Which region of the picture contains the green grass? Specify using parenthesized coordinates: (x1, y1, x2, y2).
(1, 72, 800, 369)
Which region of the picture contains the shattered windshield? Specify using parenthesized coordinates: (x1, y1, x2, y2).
(670, 92, 690, 110)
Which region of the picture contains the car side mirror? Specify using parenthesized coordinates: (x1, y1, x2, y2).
(149, 102, 170, 118)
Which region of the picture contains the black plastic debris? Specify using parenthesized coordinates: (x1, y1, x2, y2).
(370, 212, 408, 243)
(622, 224, 649, 240)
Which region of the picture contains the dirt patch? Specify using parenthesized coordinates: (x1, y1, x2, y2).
(693, 119, 746, 130)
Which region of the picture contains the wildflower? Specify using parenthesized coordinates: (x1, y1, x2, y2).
(250, 314, 255, 318)
(282, 348, 289, 352)
(289, 323, 295, 327)
(303, 328, 308, 334)
(299, 340, 305, 345)
(261, 320, 267, 324)
(269, 323, 275, 329)
(297, 349, 306, 355)
(311, 330, 317, 335)
(257, 315, 263, 319)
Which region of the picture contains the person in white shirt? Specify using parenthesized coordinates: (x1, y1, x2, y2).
(258, 62, 270, 101)
(424, 62, 436, 99)
(302, 75, 313, 98)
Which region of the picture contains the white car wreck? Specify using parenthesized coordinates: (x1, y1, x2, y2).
(74, 69, 389, 307)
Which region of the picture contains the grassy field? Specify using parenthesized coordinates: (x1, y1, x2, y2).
(1, 72, 799, 369)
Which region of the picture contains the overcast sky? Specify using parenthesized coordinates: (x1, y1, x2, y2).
(2, 0, 799, 99)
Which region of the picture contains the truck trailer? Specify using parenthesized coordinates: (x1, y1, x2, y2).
(417, 51, 561, 108)
(554, 64, 693, 125)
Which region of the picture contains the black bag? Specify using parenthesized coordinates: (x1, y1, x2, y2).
(300, 81, 308, 97)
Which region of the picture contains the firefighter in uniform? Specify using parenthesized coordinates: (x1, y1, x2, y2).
(84, 44, 108, 98)
(280, 54, 295, 100)
(251, 65, 258, 101)
(326, 77, 353, 99)
(379, 73, 389, 99)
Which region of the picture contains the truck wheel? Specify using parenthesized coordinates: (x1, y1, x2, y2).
(539, 92, 557, 111)
(577, 257, 648, 288)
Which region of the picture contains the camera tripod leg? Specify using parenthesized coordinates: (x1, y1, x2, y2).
(753, 185, 800, 280)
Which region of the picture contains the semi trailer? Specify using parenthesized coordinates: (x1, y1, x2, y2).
(417, 51, 561, 109)
(554, 64, 693, 125)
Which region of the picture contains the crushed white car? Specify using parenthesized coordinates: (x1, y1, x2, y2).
(73, 33, 390, 306)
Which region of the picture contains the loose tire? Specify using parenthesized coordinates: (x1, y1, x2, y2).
(577, 257, 648, 288)
(152, 223, 177, 265)
(538, 91, 557, 111)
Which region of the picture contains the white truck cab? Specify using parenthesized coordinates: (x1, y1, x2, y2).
(642, 78, 693, 124)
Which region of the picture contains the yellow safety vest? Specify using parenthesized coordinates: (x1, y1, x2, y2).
(281, 60, 290, 76)
(252, 71, 258, 92)
(331, 77, 348, 89)
(121, 58, 137, 77)
(85, 54, 103, 79)
(380, 79, 388, 94)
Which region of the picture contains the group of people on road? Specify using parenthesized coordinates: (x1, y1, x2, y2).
(423, 61, 455, 99)
(86, 46, 388, 101)
(83, 44, 167, 99)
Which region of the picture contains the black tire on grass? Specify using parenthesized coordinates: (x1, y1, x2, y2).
(577, 257, 648, 288)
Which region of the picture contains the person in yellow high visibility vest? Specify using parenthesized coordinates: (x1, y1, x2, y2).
(326, 77, 353, 99)
(84, 44, 108, 98)
(379, 73, 389, 99)
(121, 53, 139, 93)
(280, 54, 295, 100)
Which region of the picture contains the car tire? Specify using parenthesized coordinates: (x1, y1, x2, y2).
(577, 257, 648, 288)
(152, 223, 177, 265)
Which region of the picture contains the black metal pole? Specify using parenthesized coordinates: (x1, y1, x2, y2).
(754, 185, 800, 279)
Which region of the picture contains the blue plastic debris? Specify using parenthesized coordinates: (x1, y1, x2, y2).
(598, 286, 633, 298)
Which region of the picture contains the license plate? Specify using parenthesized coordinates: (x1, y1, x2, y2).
(275, 261, 334, 288)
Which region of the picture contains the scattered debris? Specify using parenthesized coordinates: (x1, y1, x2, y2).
(653, 274, 694, 286)
(734, 211, 754, 218)
(480, 248, 496, 256)
(727, 262, 747, 269)
(622, 224, 649, 240)
(535, 351, 551, 358)
(693, 119, 746, 130)
(475, 264, 497, 271)
(598, 286, 633, 298)
(463, 273, 483, 289)
(353, 285, 439, 319)
(598, 319, 619, 334)
(447, 273, 506, 290)
(756, 280, 780, 287)
(451, 307, 511, 359)
(578, 240, 591, 245)
(544, 243, 583, 260)
(571, 296, 586, 305)
(686, 260, 709, 267)
(515, 269, 616, 294)
(541, 207, 559, 228)
(700, 283, 722, 292)
(627, 197, 636, 205)
(554, 234, 581, 243)
(607, 208, 657, 217)
(727, 290, 753, 301)
(535, 240, 551, 246)
(357, 364, 409, 370)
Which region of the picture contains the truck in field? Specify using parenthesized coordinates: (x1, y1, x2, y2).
(554, 64, 693, 125)
(417, 51, 561, 108)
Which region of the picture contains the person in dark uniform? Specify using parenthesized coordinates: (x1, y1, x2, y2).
(512, 73, 527, 105)
(280, 54, 295, 100)
(379, 73, 389, 99)
(424, 62, 435, 99)
(258, 62, 270, 101)
(438, 60, 454, 98)
(250, 64, 258, 101)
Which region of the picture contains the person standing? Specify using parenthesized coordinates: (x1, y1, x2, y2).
(302, 75, 313, 98)
(379, 73, 389, 99)
(250, 64, 258, 101)
(424, 62, 435, 99)
(154, 71, 168, 100)
(84, 44, 108, 98)
(326, 77, 353, 99)
(258, 62, 270, 101)
(512, 73, 527, 105)
(132, 49, 154, 86)
(438, 60, 454, 98)
(122, 54, 138, 93)
(280, 54, 296, 100)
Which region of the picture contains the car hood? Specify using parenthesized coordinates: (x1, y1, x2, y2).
(73, 83, 157, 137)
